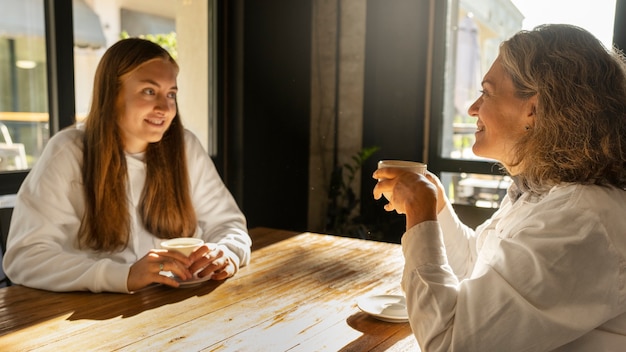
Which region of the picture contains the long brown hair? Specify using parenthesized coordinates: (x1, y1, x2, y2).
(499, 24, 626, 192)
(79, 38, 197, 252)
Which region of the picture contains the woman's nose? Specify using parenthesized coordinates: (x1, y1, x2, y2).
(467, 97, 481, 117)
(155, 95, 173, 113)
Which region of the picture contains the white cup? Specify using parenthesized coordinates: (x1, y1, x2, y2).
(377, 160, 427, 201)
(160, 237, 205, 257)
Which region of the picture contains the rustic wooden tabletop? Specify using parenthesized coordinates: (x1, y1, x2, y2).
(0, 227, 419, 351)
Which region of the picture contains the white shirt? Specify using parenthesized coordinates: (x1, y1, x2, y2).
(402, 183, 626, 351)
(3, 126, 251, 293)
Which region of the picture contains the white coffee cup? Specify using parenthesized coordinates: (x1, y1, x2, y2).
(160, 237, 205, 256)
(377, 160, 427, 201)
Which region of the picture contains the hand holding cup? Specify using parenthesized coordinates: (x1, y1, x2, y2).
(373, 160, 438, 228)
(376, 160, 427, 202)
(128, 238, 203, 291)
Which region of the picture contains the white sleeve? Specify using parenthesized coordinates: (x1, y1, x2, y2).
(437, 203, 477, 279)
(401, 199, 625, 351)
(3, 130, 130, 293)
(184, 130, 251, 269)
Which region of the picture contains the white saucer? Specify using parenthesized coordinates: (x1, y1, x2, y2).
(357, 294, 409, 323)
(160, 271, 212, 287)
(176, 274, 212, 287)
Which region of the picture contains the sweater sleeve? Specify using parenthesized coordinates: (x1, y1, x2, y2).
(3, 129, 130, 293)
(183, 130, 252, 270)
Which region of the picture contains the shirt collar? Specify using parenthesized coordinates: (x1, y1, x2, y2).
(507, 175, 524, 203)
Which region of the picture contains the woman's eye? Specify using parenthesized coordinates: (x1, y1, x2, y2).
(143, 88, 155, 95)
(167, 92, 177, 99)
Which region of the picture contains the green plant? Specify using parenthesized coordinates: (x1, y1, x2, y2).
(325, 146, 380, 239)
(120, 31, 178, 59)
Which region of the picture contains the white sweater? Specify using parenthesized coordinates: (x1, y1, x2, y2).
(3, 126, 251, 293)
(402, 183, 626, 351)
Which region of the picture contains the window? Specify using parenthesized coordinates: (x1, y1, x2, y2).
(0, 0, 48, 172)
(0, 0, 218, 194)
(431, 0, 617, 209)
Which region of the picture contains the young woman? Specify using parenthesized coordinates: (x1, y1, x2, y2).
(3, 38, 251, 293)
(374, 24, 626, 351)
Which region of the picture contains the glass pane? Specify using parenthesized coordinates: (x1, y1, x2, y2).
(441, 171, 512, 208)
(442, 0, 617, 161)
(74, 0, 218, 155)
(0, 0, 49, 172)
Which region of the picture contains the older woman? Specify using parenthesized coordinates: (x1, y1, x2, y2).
(4, 38, 251, 293)
(374, 24, 626, 351)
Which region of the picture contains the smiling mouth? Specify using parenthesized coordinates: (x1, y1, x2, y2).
(476, 125, 485, 132)
(145, 118, 165, 126)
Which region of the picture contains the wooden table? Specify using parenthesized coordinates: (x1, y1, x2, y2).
(0, 228, 419, 351)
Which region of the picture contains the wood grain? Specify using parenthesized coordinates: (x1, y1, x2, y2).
(0, 228, 419, 351)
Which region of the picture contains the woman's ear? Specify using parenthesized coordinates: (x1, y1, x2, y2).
(525, 94, 538, 127)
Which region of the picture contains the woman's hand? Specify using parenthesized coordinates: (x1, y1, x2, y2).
(373, 168, 443, 230)
(128, 249, 193, 291)
(188, 245, 237, 281)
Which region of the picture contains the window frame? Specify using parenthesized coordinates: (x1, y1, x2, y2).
(427, 0, 626, 185)
(0, 0, 75, 195)
(0, 0, 225, 195)
(426, 0, 505, 180)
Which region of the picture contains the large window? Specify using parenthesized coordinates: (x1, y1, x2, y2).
(432, 0, 617, 209)
(0, 1, 48, 172)
(0, 0, 218, 194)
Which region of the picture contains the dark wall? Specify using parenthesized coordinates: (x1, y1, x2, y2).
(360, 0, 432, 243)
(223, 0, 312, 232)
(221, 0, 431, 239)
